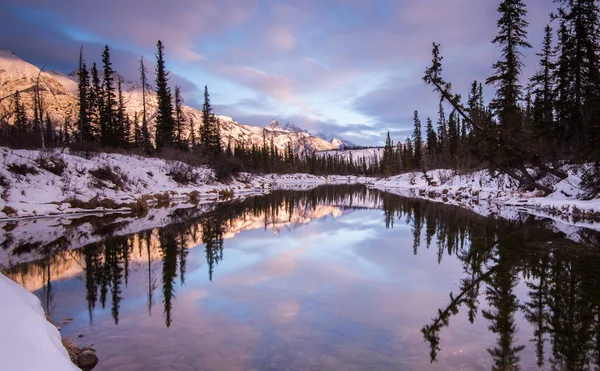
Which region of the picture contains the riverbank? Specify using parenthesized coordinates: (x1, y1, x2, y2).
(0, 147, 598, 224)
(0, 271, 80, 370)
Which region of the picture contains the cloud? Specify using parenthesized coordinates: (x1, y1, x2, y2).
(0, 0, 560, 146)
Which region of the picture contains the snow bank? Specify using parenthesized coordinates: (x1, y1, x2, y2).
(0, 272, 78, 371)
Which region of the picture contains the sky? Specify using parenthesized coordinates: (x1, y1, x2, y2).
(0, 0, 557, 146)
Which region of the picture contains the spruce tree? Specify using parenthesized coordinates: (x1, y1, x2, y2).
(201, 85, 221, 157)
(116, 77, 127, 147)
(426, 117, 438, 159)
(139, 56, 153, 154)
(101, 45, 117, 147)
(529, 24, 555, 142)
(486, 0, 531, 134)
(412, 110, 423, 168)
(77, 46, 91, 143)
(174, 86, 187, 151)
(88, 62, 102, 142)
(44, 113, 54, 148)
(553, 0, 600, 153)
(381, 131, 395, 176)
(154, 40, 175, 151)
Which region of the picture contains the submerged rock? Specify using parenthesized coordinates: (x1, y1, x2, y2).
(77, 349, 99, 370)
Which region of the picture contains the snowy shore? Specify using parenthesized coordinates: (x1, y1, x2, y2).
(0, 147, 598, 225)
(0, 272, 79, 370)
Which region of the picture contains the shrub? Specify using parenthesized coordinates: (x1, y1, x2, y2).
(218, 188, 234, 200)
(2, 205, 17, 216)
(89, 165, 129, 190)
(187, 190, 200, 204)
(213, 155, 242, 181)
(7, 162, 39, 176)
(154, 192, 171, 207)
(166, 162, 199, 185)
(64, 195, 121, 210)
(35, 152, 67, 176)
(69, 141, 102, 160)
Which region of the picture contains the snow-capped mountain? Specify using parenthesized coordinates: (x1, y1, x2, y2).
(0, 50, 340, 155)
(276, 121, 356, 149)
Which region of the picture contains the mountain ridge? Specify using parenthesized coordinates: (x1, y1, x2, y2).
(0, 50, 347, 155)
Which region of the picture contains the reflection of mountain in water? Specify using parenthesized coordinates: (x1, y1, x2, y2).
(2, 184, 600, 369)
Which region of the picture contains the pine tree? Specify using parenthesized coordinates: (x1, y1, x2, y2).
(44, 113, 54, 148)
(529, 24, 555, 143)
(154, 40, 175, 151)
(174, 86, 187, 151)
(101, 45, 117, 147)
(139, 56, 153, 154)
(13, 90, 28, 145)
(553, 0, 600, 153)
(116, 77, 127, 148)
(77, 46, 91, 143)
(413, 110, 423, 168)
(486, 0, 531, 134)
(88, 62, 102, 142)
(426, 117, 438, 159)
(201, 85, 221, 157)
(381, 131, 395, 176)
(189, 117, 196, 150)
(133, 113, 141, 149)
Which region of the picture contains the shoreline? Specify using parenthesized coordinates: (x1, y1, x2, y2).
(0, 147, 598, 226)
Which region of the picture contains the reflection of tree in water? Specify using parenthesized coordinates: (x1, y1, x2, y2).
(5, 184, 600, 360)
(387, 196, 600, 370)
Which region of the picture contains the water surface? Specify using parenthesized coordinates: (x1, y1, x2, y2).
(2, 185, 600, 370)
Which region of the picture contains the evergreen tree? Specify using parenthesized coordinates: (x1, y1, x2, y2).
(13, 90, 28, 145)
(381, 131, 395, 176)
(553, 0, 600, 153)
(133, 113, 142, 149)
(426, 116, 438, 161)
(200, 85, 221, 157)
(154, 40, 175, 151)
(116, 77, 127, 148)
(101, 45, 117, 147)
(529, 24, 555, 142)
(189, 117, 196, 150)
(77, 46, 91, 143)
(88, 62, 102, 142)
(413, 110, 423, 168)
(174, 86, 187, 151)
(486, 0, 531, 135)
(139, 56, 153, 154)
(44, 113, 54, 148)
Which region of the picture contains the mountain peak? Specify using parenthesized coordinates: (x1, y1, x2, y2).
(283, 122, 308, 133)
(266, 119, 283, 131)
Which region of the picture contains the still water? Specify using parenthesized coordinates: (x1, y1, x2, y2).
(2, 185, 600, 371)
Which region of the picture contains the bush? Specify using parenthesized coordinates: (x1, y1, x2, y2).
(7, 162, 39, 176)
(166, 162, 199, 185)
(218, 188, 234, 200)
(2, 205, 17, 216)
(154, 192, 171, 208)
(35, 152, 67, 176)
(213, 155, 242, 181)
(69, 141, 102, 160)
(64, 195, 121, 210)
(187, 190, 200, 204)
(89, 165, 129, 190)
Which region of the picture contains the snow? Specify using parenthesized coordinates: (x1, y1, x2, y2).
(0, 272, 79, 371)
(0, 147, 598, 229)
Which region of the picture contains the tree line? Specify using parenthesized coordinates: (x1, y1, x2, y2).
(2, 0, 599, 188)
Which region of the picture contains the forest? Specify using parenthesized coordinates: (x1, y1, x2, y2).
(0, 0, 598, 193)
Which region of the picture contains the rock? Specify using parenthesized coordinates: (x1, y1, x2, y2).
(78, 334, 84, 338)
(77, 349, 99, 371)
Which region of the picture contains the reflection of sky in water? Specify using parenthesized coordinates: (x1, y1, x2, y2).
(23, 204, 583, 371)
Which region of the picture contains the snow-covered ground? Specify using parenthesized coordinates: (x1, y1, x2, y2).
(0, 272, 79, 370)
(0, 147, 598, 226)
